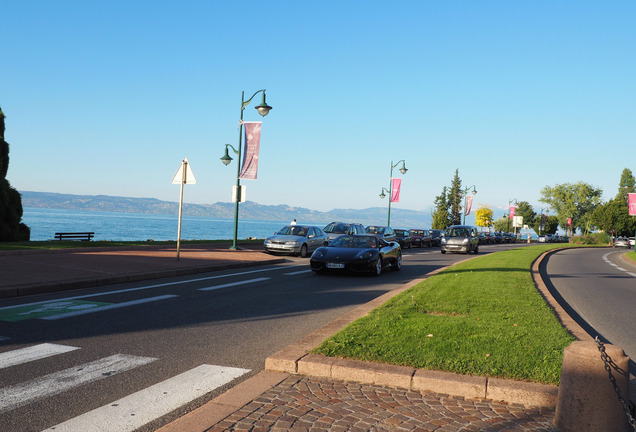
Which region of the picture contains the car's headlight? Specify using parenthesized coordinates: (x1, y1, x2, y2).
(357, 250, 375, 260)
(462, 238, 469, 244)
(285, 241, 299, 246)
(441, 238, 447, 244)
(264, 239, 272, 245)
(312, 249, 325, 259)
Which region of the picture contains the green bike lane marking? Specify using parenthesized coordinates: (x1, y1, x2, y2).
(0, 300, 112, 322)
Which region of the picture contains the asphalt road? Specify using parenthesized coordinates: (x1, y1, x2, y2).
(0, 242, 527, 432)
(541, 246, 636, 374)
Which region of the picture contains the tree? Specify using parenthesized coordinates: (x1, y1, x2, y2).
(431, 186, 451, 230)
(514, 201, 536, 231)
(0, 106, 30, 241)
(589, 197, 634, 237)
(539, 182, 603, 235)
(618, 168, 635, 199)
(448, 169, 463, 226)
(474, 204, 493, 229)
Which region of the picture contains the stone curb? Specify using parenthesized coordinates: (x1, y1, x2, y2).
(263, 248, 589, 408)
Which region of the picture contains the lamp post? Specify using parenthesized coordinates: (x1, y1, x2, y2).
(462, 185, 477, 224)
(507, 198, 518, 234)
(220, 89, 272, 250)
(539, 207, 548, 235)
(379, 160, 407, 226)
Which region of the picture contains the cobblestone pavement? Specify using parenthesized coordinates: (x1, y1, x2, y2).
(207, 376, 559, 432)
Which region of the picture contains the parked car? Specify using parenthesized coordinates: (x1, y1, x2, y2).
(323, 221, 366, 243)
(537, 235, 548, 243)
(614, 236, 630, 248)
(629, 237, 635, 247)
(393, 229, 413, 249)
(409, 229, 432, 247)
(365, 225, 397, 242)
(310, 234, 402, 276)
(429, 229, 443, 247)
(441, 225, 479, 254)
(264, 225, 329, 257)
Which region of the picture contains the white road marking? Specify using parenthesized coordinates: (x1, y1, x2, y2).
(0, 343, 79, 369)
(0, 266, 302, 312)
(198, 277, 270, 291)
(602, 252, 636, 277)
(40, 295, 178, 320)
(42, 364, 250, 432)
(0, 354, 156, 413)
(284, 269, 312, 275)
(628, 273, 636, 277)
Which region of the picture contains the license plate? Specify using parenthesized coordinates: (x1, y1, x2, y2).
(326, 263, 345, 269)
(269, 244, 286, 248)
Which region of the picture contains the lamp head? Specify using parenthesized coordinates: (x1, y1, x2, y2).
(220, 147, 233, 166)
(399, 161, 408, 175)
(379, 191, 386, 199)
(254, 92, 272, 117)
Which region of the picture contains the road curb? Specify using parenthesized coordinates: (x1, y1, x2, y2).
(263, 248, 576, 408)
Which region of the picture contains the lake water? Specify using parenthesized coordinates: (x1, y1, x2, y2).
(21, 207, 298, 242)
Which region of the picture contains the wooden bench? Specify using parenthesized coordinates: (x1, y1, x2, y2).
(54, 232, 95, 241)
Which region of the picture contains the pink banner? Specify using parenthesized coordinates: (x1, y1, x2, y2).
(390, 178, 401, 203)
(629, 193, 636, 216)
(239, 121, 262, 180)
(509, 206, 515, 219)
(567, 218, 572, 226)
(464, 195, 473, 216)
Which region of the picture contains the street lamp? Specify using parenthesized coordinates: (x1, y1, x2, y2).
(379, 160, 407, 226)
(539, 207, 548, 235)
(220, 89, 272, 250)
(462, 185, 477, 224)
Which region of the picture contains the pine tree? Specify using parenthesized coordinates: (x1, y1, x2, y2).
(448, 169, 463, 225)
(0, 106, 30, 241)
(431, 186, 450, 229)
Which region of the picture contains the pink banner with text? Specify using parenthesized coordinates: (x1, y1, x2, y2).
(629, 193, 636, 216)
(464, 195, 473, 216)
(239, 122, 262, 180)
(390, 178, 401, 203)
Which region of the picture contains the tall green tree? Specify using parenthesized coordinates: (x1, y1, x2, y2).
(589, 169, 636, 236)
(0, 106, 30, 241)
(515, 201, 536, 230)
(448, 169, 463, 226)
(539, 182, 603, 235)
(431, 186, 451, 229)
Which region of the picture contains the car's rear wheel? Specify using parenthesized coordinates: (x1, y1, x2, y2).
(441, 250, 446, 254)
(373, 257, 382, 276)
(299, 244, 308, 258)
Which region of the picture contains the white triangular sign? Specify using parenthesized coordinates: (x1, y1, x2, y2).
(172, 158, 197, 184)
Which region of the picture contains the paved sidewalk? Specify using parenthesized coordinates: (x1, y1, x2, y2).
(0, 243, 283, 298)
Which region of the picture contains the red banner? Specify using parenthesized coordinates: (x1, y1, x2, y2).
(629, 193, 636, 216)
(390, 178, 401, 203)
(464, 195, 473, 216)
(509, 206, 515, 219)
(239, 122, 262, 180)
(567, 218, 572, 226)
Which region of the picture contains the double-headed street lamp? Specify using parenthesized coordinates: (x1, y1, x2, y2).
(379, 160, 407, 226)
(220, 89, 272, 250)
(462, 185, 477, 224)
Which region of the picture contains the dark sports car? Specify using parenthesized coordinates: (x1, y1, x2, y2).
(310, 234, 402, 276)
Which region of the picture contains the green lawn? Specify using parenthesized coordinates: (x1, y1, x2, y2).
(626, 250, 636, 262)
(315, 245, 578, 385)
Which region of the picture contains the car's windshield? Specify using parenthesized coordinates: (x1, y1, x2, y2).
(446, 227, 471, 237)
(410, 230, 424, 235)
(330, 235, 378, 249)
(366, 226, 385, 234)
(277, 226, 309, 236)
(324, 222, 350, 234)
(394, 230, 406, 235)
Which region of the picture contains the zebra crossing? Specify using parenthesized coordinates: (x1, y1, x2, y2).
(0, 343, 250, 431)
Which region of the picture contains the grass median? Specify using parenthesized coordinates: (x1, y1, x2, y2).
(315, 244, 578, 385)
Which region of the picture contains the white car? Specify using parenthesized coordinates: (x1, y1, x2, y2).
(614, 237, 630, 248)
(629, 237, 635, 247)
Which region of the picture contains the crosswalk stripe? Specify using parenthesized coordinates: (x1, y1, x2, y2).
(0, 354, 157, 413)
(39, 295, 178, 320)
(198, 277, 270, 291)
(42, 364, 250, 432)
(0, 343, 79, 369)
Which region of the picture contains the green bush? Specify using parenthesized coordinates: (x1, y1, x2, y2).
(570, 232, 610, 245)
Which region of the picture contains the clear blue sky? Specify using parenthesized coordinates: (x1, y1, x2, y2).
(2, 1, 634, 216)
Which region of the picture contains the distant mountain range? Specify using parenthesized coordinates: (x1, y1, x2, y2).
(20, 191, 433, 228)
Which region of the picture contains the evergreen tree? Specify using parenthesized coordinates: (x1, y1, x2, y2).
(431, 186, 451, 229)
(0, 106, 30, 241)
(448, 169, 463, 225)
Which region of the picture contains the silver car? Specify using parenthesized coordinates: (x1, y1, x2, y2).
(264, 225, 329, 257)
(614, 237, 630, 248)
(441, 225, 480, 254)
